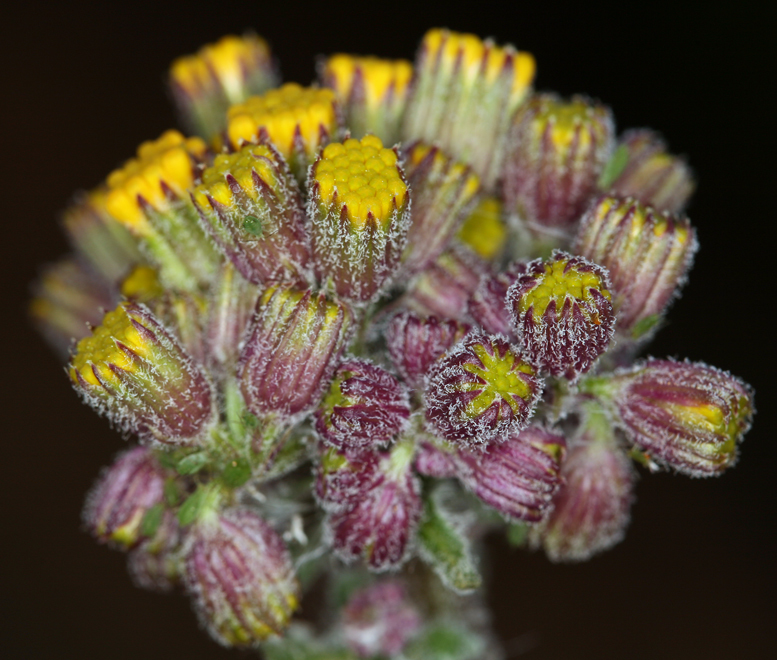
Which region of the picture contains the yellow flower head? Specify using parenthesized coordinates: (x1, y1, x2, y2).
(324, 54, 413, 109)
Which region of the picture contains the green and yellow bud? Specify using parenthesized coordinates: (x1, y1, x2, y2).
(457, 197, 508, 261)
(193, 142, 310, 285)
(321, 54, 413, 144)
(226, 83, 340, 180)
(70, 301, 215, 447)
(309, 135, 410, 302)
(403, 28, 535, 190)
(103, 130, 219, 290)
(169, 33, 278, 139)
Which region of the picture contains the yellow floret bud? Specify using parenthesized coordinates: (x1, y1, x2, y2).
(314, 135, 406, 228)
(103, 130, 208, 234)
(325, 54, 413, 109)
(457, 197, 507, 260)
(120, 265, 164, 302)
(226, 83, 338, 163)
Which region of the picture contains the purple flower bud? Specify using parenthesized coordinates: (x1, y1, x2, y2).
(507, 251, 614, 380)
(468, 260, 528, 340)
(342, 580, 421, 658)
(30, 256, 117, 358)
(531, 408, 635, 561)
(600, 129, 695, 214)
(315, 359, 410, 450)
(327, 443, 422, 571)
(184, 508, 299, 646)
(238, 286, 353, 420)
(70, 302, 215, 447)
(604, 359, 754, 476)
(573, 195, 698, 341)
(309, 136, 410, 303)
(502, 94, 614, 232)
(83, 446, 169, 548)
(128, 508, 182, 592)
(400, 141, 481, 274)
(314, 444, 381, 512)
(404, 245, 490, 321)
(386, 311, 471, 388)
(414, 440, 459, 478)
(455, 426, 566, 522)
(193, 142, 311, 286)
(424, 332, 543, 447)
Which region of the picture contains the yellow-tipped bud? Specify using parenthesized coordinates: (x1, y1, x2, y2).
(226, 83, 338, 166)
(314, 135, 406, 228)
(104, 130, 208, 234)
(457, 197, 507, 261)
(120, 265, 164, 303)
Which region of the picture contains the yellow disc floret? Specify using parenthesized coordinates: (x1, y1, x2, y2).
(531, 97, 609, 152)
(193, 144, 281, 209)
(71, 304, 151, 386)
(422, 28, 535, 96)
(458, 197, 507, 260)
(314, 135, 406, 227)
(460, 343, 535, 417)
(325, 55, 413, 108)
(226, 83, 337, 157)
(519, 259, 612, 320)
(104, 130, 208, 234)
(120, 265, 164, 302)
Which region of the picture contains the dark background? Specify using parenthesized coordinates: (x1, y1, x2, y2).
(1, 1, 774, 658)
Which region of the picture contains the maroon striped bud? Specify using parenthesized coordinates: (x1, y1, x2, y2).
(596, 359, 754, 477)
(455, 426, 566, 522)
(128, 508, 182, 592)
(184, 508, 299, 646)
(468, 260, 528, 339)
(386, 311, 472, 388)
(414, 440, 458, 478)
(507, 251, 614, 380)
(315, 359, 410, 450)
(600, 129, 695, 214)
(502, 94, 614, 233)
(342, 580, 421, 658)
(238, 286, 353, 421)
(314, 444, 381, 512)
(573, 195, 698, 341)
(83, 446, 170, 548)
(424, 332, 542, 447)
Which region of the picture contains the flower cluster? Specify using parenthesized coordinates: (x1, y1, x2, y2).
(33, 27, 754, 659)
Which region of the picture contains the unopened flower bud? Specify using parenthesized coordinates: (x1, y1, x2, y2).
(315, 444, 381, 512)
(83, 446, 170, 548)
(30, 256, 117, 357)
(507, 251, 614, 380)
(70, 302, 215, 446)
(404, 245, 489, 320)
(386, 311, 471, 388)
(128, 508, 182, 592)
(599, 129, 695, 214)
(321, 54, 413, 144)
(185, 508, 299, 646)
(169, 33, 278, 139)
(424, 332, 542, 446)
(456, 426, 566, 522)
(193, 142, 310, 285)
(468, 260, 528, 340)
(226, 83, 340, 181)
(238, 286, 353, 421)
(309, 135, 410, 302)
(600, 359, 754, 476)
(573, 195, 698, 341)
(531, 404, 634, 561)
(315, 359, 410, 450)
(502, 94, 614, 234)
(414, 440, 458, 478)
(62, 190, 141, 283)
(103, 130, 218, 290)
(457, 197, 508, 261)
(327, 441, 421, 571)
(342, 580, 421, 658)
(401, 142, 481, 274)
(403, 28, 535, 190)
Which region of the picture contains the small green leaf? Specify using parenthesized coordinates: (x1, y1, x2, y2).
(156, 451, 178, 470)
(140, 503, 165, 537)
(178, 487, 207, 526)
(507, 522, 530, 547)
(404, 621, 484, 660)
(631, 314, 662, 339)
(598, 143, 630, 189)
(417, 488, 482, 593)
(163, 479, 181, 506)
(243, 215, 263, 236)
(222, 456, 252, 488)
(176, 451, 210, 476)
